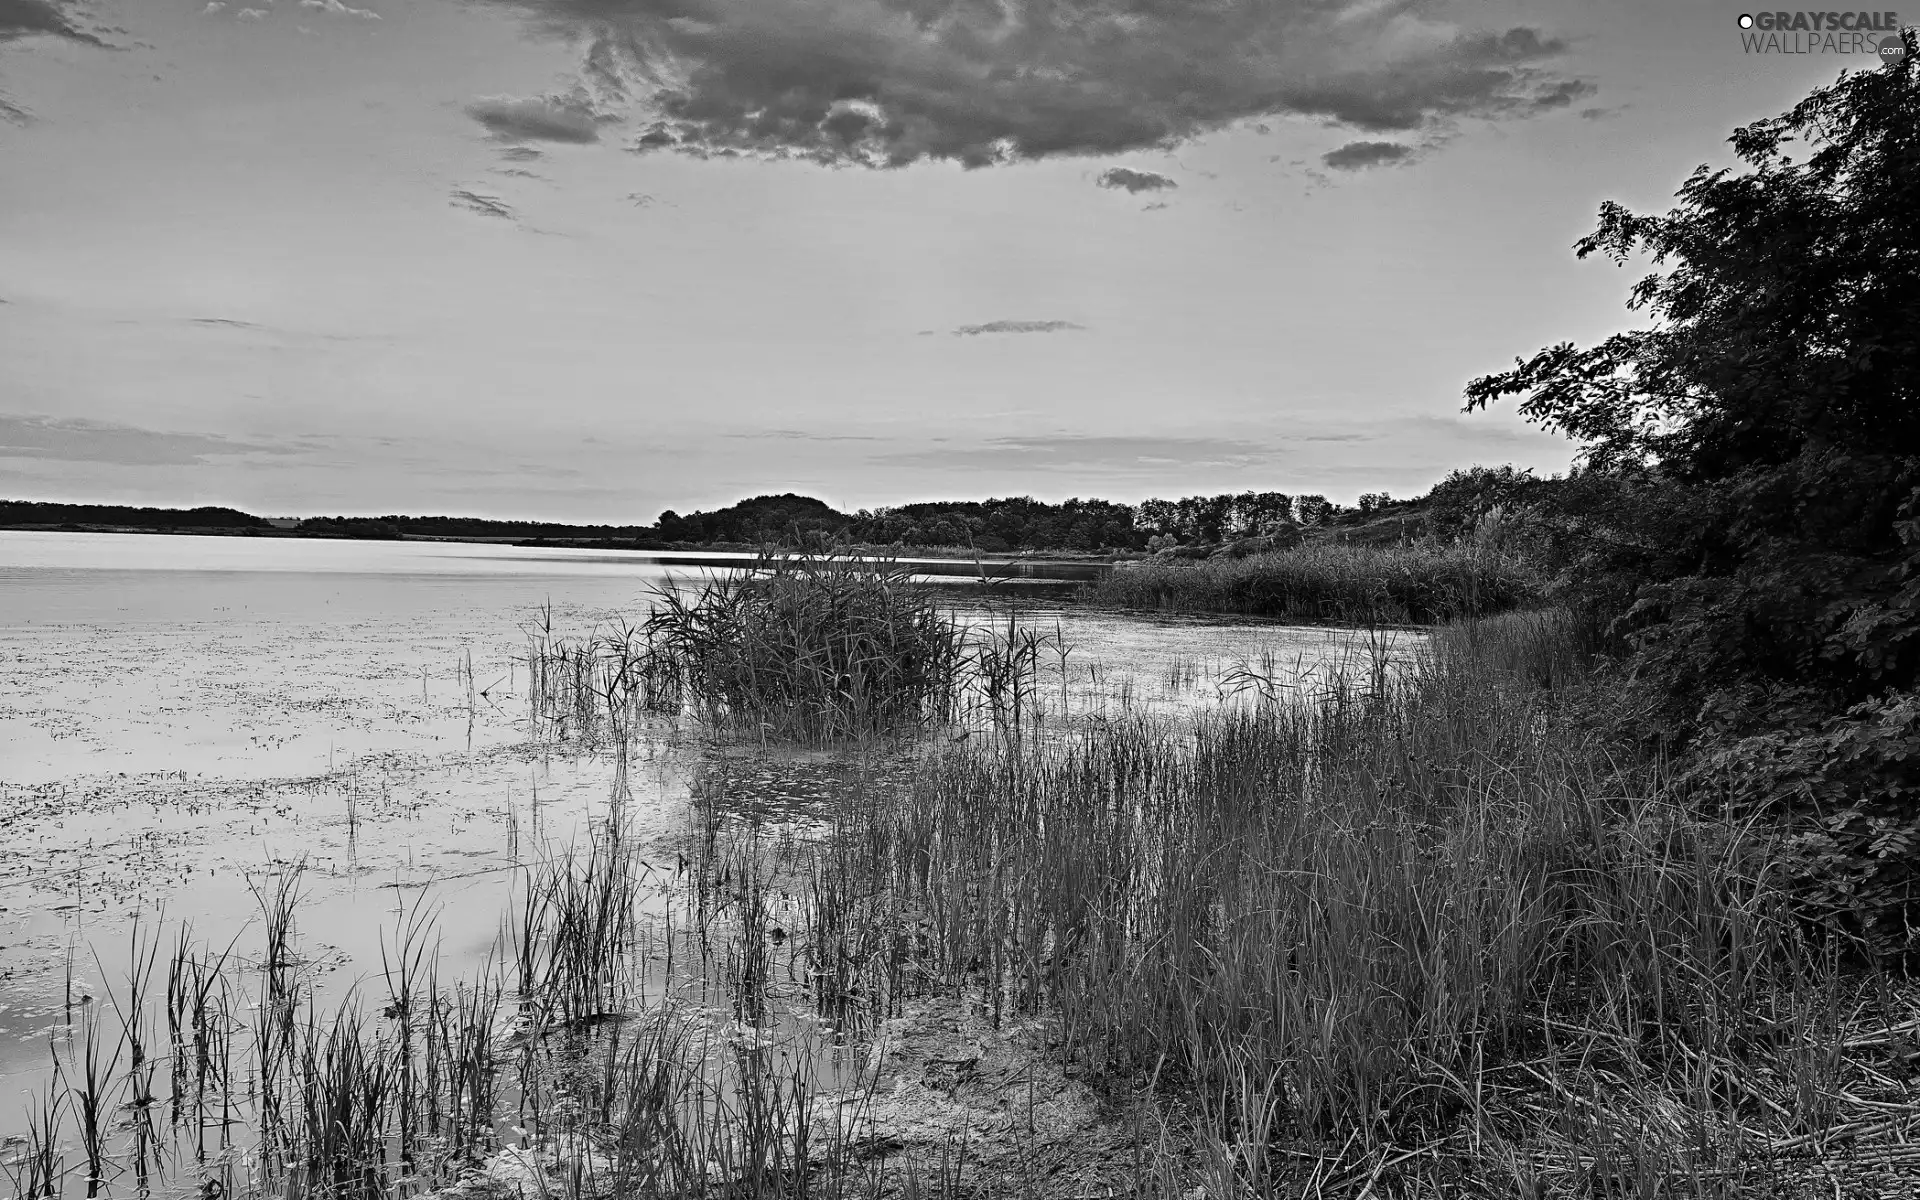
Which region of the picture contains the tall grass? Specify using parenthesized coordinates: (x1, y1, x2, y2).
(802, 610, 1906, 1194)
(1085, 540, 1544, 623)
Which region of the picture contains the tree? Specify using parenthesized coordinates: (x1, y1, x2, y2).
(1466, 40, 1920, 722)
(1465, 38, 1920, 955)
(1294, 495, 1334, 527)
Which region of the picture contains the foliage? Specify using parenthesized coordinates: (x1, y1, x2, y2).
(853, 494, 1143, 551)
(1132, 491, 1300, 541)
(1465, 40, 1920, 955)
(1420, 465, 1544, 542)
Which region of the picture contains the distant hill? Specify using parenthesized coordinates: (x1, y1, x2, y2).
(652, 494, 850, 544)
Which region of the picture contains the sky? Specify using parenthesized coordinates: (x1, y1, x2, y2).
(0, 1, 1903, 522)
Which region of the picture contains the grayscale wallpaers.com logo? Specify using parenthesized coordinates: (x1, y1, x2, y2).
(1737, 11, 1909, 62)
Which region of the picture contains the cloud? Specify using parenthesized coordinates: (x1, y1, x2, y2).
(476, 1, 1586, 168)
(1320, 139, 1413, 170)
(726, 429, 883, 442)
(1529, 78, 1596, 111)
(952, 320, 1083, 337)
(298, 0, 380, 18)
(0, 415, 302, 467)
(876, 434, 1284, 472)
(1096, 167, 1177, 195)
(450, 189, 517, 219)
(201, 2, 225, 13)
(0, 0, 105, 46)
(466, 95, 601, 143)
(500, 145, 545, 161)
(237, 7, 268, 18)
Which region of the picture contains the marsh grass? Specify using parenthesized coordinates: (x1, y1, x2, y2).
(26, 607, 1920, 1198)
(1086, 540, 1544, 624)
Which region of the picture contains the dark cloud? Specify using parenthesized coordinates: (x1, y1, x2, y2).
(2, 2, 108, 124)
(952, 320, 1083, 336)
(466, 95, 602, 143)
(1096, 167, 1177, 195)
(500, 145, 546, 161)
(450, 189, 517, 219)
(1530, 78, 1597, 111)
(476, 1, 1585, 168)
(0, 415, 301, 467)
(1321, 140, 1414, 171)
(0, 0, 100, 44)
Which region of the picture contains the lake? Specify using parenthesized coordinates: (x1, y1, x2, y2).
(0, 530, 1416, 1147)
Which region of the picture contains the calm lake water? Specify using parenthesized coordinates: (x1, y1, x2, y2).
(0, 530, 1417, 1127)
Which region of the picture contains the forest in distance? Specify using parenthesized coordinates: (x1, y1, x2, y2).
(0, 476, 1493, 555)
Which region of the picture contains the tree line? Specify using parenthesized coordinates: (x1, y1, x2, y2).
(2, 483, 1504, 550)
(647, 487, 1449, 552)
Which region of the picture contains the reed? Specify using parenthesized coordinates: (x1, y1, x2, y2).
(510, 818, 642, 1028)
(1085, 539, 1544, 623)
(642, 548, 970, 742)
(59, 1009, 124, 1197)
(5, 1079, 63, 1200)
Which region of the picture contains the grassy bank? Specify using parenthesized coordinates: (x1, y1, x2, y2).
(826, 608, 1920, 1193)
(1083, 541, 1543, 624)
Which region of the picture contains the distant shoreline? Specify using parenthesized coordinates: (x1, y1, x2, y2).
(0, 522, 1122, 566)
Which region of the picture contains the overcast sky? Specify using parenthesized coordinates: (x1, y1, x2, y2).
(0, 2, 1893, 521)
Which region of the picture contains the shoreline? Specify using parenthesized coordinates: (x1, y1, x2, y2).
(0, 522, 1122, 565)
